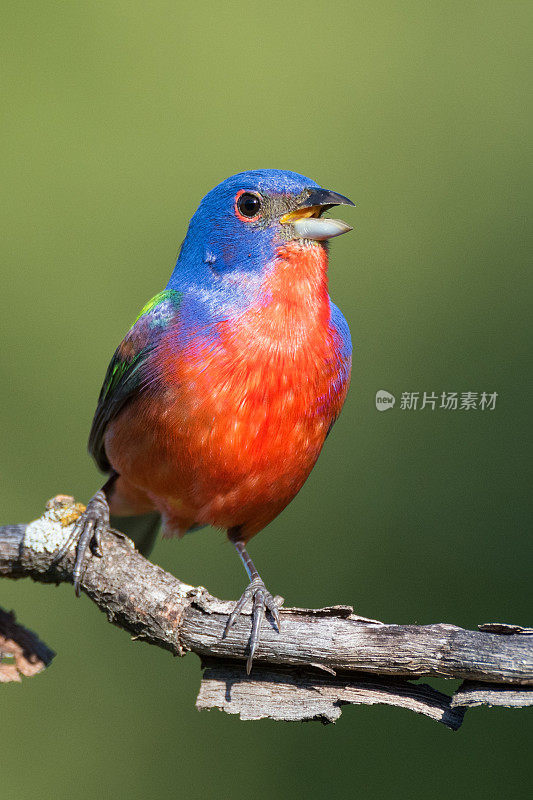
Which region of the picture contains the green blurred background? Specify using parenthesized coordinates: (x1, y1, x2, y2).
(1, 1, 531, 798)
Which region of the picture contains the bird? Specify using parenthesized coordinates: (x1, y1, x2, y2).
(55, 169, 354, 672)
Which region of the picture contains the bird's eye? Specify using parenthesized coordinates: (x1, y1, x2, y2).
(236, 192, 262, 219)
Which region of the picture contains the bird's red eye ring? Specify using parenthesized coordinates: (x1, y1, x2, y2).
(235, 190, 262, 221)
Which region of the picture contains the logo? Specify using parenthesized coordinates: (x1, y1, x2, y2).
(374, 389, 498, 411)
(375, 390, 396, 411)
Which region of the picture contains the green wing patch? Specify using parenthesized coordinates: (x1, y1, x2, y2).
(133, 289, 179, 325)
(89, 289, 182, 471)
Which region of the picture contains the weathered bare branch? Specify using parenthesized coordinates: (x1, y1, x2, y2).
(451, 680, 533, 709)
(1, 496, 531, 729)
(196, 659, 467, 728)
(0, 607, 55, 682)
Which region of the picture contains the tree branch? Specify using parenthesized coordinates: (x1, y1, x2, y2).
(0, 607, 55, 683)
(1, 496, 531, 729)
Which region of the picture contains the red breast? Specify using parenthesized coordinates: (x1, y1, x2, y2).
(105, 242, 350, 539)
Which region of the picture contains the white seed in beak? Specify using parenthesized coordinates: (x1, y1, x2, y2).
(291, 217, 353, 241)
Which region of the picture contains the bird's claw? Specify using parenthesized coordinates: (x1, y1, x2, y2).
(51, 489, 109, 596)
(223, 576, 282, 674)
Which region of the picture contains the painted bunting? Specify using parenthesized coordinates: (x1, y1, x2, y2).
(56, 170, 353, 671)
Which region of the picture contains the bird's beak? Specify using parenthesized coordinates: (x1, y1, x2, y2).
(280, 188, 355, 241)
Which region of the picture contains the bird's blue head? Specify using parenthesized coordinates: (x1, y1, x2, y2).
(168, 169, 354, 292)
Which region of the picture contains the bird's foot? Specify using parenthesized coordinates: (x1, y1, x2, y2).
(223, 576, 282, 673)
(51, 489, 109, 596)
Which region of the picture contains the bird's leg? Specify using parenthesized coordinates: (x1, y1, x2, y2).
(223, 531, 282, 673)
(51, 472, 118, 596)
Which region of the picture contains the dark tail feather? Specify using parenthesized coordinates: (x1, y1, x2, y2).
(110, 511, 161, 557)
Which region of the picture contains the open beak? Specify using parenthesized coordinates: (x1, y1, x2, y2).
(280, 188, 355, 241)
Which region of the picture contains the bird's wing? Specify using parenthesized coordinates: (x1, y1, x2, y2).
(325, 301, 352, 436)
(88, 289, 183, 471)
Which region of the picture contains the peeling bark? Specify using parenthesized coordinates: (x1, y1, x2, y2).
(1, 496, 531, 728)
